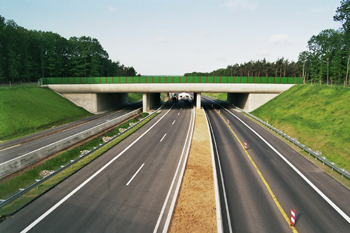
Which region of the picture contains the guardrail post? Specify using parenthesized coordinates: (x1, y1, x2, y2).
(71, 160, 74, 169)
(61, 165, 65, 174)
(35, 179, 40, 190)
(19, 189, 24, 200)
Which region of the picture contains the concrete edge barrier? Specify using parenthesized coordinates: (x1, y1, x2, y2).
(0, 108, 142, 179)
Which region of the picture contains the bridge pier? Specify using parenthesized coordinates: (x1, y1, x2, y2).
(61, 93, 128, 113)
(143, 93, 160, 112)
(227, 93, 279, 112)
(195, 92, 201, 109)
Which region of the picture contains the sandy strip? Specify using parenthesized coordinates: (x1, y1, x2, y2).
(168, 108, 217, 233)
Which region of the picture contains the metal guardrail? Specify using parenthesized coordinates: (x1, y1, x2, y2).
(0, 109, 160, 212)
(240, 108, 350, 180)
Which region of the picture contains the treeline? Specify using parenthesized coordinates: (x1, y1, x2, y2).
(0, 16, 137, 84)
(186, 0, 350, 86)
(299, 0, 350, 85)
(185, 58, 302, 78)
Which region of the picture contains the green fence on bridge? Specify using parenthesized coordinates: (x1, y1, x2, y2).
(41, 76, 303, 85)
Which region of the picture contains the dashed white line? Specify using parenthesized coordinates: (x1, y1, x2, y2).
(20, 105, 173, 233)
(160, 134, 167, 142)
(178, 113, 180, 115)
(126, 163, 144, 186)
(172, 120, 176, 125)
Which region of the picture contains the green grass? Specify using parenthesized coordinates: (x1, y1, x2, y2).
(203, 93, 227, 101)
(0, 112, 156, 215)
(128, 93, 143, 103)
(252, 84, 350, 171)
(0, 86, 92, 141)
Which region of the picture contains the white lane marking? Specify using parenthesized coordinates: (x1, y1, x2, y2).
(126, 163, 144, 186)
(20, 105, 174, 233)
(205, 111, 224, 233)
(1, 109, 142, 167)
(212, 99, 350, 224)
(153, 106, 195, 233)
(172, 120, 176, 125)
(178, 112, 180, 115)
(160, 134, 167, 142)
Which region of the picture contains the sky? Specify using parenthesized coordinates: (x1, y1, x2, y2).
(0, 0, 342, 75)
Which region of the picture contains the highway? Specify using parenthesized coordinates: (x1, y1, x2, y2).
(203, 98, 350, 233)
(0, 103, 141, 165)
(0, 101, 194, 233)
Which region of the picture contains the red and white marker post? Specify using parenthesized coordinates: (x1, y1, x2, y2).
(227, 119, 230, 125)
(290, 209, 296, 226)
(244, 141, 247, 150)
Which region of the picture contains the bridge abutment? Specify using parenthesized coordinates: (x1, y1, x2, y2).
(227, 93, 279, 112)
(62, 93, 128, 113)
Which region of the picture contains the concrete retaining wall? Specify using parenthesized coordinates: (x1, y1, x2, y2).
(0, 108, 142, 179)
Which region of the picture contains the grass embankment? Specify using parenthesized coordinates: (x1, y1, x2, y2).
(0, 112, 152, 215)
(252, 85, 350, 171)
(204, 92, 227, 101)
(0, 88, 144, 142)
(169, 108, 217, 233)
(0, 86, 92, 141)
(128, 93, 143, 103)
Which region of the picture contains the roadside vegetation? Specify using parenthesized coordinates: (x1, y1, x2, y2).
(252, 85, 350, 171)
(0, 112, 152, 215)
(128, 93, 143, 103)
(0, 87, 144, 142)
(0, 86, 92, 141)
(205, 84, 350, 172)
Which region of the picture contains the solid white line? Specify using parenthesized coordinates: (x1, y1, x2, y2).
(172, 120, 176, 125)
(153, 106, 195, 233)
(215, 101, 350, 224)
(160, 134, 167, 142)
(126, 163, 144, 186)
(204, 110, 224, 233)
(20, 105, 174, 233)
(1, 109, 141, 166)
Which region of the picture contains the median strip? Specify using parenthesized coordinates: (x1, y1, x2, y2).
(168, 108, 217, 232)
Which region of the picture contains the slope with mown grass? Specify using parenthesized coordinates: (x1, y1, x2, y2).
(0, 86, 92, 141)
(252, 85, 350, 171)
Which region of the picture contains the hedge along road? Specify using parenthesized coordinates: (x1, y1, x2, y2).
(203, 98, 350, 233)
(0, 101, 195, 233)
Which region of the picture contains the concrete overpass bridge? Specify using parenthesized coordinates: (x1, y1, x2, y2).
(41, 76, 302, 113)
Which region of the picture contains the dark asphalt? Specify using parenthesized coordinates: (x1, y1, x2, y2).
(204, 98, 350, 233)
(0, 101, 194, 233)
(0, 103, 142, 164)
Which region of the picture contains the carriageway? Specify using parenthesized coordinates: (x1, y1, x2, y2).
(41, 76, 302, 113)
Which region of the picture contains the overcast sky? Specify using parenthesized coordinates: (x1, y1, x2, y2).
(0, 0, 342, 75)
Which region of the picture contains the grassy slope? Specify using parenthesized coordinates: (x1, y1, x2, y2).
(128, 93, 143, 103)
(252, 85, 350, 171)
(0, 86, 92, 141)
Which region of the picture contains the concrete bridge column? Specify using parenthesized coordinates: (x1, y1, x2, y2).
(143, 93, 160, 112)
(195, 92, 201, 109)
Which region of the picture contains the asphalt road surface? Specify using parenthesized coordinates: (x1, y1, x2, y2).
(203, 98, 350, 233)
(0, 101, 194, 233)
(0, 103, 142, 165)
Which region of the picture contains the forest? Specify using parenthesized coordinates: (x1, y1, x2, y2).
(186, 0, 350, 86)
(0, 15, 137, 84)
